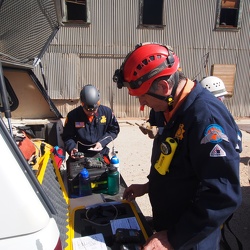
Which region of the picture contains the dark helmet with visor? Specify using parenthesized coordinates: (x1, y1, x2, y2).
(80, 84, 100, 111)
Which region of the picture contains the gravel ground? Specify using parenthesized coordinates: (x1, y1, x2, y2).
(113, 118, 250, 249)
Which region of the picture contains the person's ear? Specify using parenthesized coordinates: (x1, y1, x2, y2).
(157, 80, 169, 95)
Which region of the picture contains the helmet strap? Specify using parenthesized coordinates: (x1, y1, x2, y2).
(168, 72, 179, 111)
(147, 72, 179, 111)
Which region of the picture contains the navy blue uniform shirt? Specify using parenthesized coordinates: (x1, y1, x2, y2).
(149, 83, 242, 249)
(62, 105, 120, 157)
(147, 109, 166, 136)
(148, 109, 166, 127)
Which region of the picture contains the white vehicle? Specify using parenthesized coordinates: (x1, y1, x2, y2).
(0, 1, 68, 249)
(0, 115, 63, 250)
(0, 2, 150, 250)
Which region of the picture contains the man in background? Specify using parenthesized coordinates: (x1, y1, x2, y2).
(200, 75, 228, 102)
(62, 84, 120, 160)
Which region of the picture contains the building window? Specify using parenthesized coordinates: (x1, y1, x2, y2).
(63, 0, 90, 24)
(215, 0, 243, 30)
(139, 0, 165, 28)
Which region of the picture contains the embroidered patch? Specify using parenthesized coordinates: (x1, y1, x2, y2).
(201, 124, 229, 144)
(100, 115, 107, 123)
(75, 122, 85, 128)
(175, 124, 185, 140)
(210, 144, 226, 157)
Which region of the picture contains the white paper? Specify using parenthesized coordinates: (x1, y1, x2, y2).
(88, 147, 103, 151)
(110, 216, 140, 234)
(72, 233, 107, 250)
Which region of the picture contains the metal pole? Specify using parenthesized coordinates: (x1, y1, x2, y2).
(0, 61, 13, 136)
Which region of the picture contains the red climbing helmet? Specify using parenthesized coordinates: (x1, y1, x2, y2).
(113, 43, 180, 96)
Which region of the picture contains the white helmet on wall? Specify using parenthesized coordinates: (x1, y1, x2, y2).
(200, 76, 228, 97)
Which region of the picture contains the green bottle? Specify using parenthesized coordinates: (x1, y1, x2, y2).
(107, 167, 119, 195)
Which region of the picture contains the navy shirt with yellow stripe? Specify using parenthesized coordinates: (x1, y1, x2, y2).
(148, 83, 242, 249)
(62, 105, 120, 157)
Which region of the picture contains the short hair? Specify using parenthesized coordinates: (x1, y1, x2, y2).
(149, 71, 186, 92)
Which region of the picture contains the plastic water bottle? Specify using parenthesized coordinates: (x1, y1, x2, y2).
(110, 155, 120, 183)
(79, 168, 92, 197)
(111, 155, 120, 170)
(107, 166, 119, 195)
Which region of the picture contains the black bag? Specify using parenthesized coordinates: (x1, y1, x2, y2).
(68, 157, 106, 179)
(67, 156, 108, 197)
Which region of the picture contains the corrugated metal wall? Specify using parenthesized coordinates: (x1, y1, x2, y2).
(34, 0, 250, 118)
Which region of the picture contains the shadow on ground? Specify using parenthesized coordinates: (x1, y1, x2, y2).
(222, 186, 250, 249)
(240, 156, 250, 165)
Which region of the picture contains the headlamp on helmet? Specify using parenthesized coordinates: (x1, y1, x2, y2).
(113, 68, 126, 89)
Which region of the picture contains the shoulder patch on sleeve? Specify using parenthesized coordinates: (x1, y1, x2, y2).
(201, 124, 229, 144)
(210, 144, 226, 157)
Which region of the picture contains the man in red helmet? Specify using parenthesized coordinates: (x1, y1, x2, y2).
(113, 43, 242, 250)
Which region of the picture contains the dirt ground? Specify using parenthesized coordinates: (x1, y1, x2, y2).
(113, 118, 250, 249)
